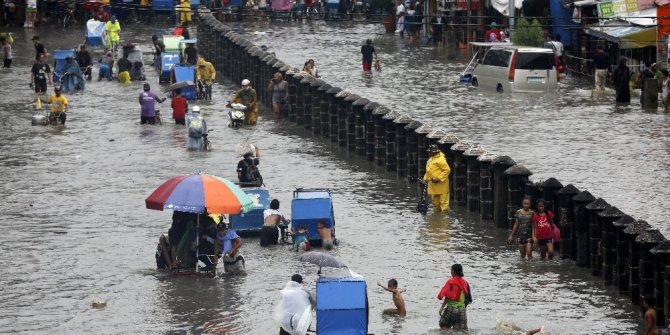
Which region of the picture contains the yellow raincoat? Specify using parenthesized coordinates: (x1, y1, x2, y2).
(423, 151, 451, 212)
(231, 87, 258, 125)
(196, 58, 216, 85)
(178, 0, 191, 23)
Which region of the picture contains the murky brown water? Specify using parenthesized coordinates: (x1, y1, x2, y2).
(0, 20, 662, 334)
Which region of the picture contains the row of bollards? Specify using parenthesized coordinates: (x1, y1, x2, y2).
(195, 9, 670, 327)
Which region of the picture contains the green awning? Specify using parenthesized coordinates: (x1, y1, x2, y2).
(584, 21, 657, 49)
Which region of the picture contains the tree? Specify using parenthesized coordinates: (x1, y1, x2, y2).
(511, 17, 545, 47)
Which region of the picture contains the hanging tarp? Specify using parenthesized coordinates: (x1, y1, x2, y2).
(584, 21, 657, 49)
(550, 0, 578, 46)
(491, 0, 524, 15)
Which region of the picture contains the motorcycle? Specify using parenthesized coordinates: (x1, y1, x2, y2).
(80, 65, 93, 81)
(226, 102, 247, 128)
(196, 79, 212, 100)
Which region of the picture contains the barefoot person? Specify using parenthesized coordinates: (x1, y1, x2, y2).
(643, 296, 659, 335)
(377, 279, 406, 318)
(317, 220, 334, 250)
(507, 196, 535, 259)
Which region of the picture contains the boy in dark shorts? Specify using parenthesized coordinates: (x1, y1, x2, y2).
(31, 54, 51, 94)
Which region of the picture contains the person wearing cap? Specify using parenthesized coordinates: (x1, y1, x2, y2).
(231, 79, 259, 125)
(98, 50, 114, 81)
(212, 223, 243, 271)
(237, 144, 261, 186)
(423, 144, 451, 212)
(485, 22, 501, 43)
(47, 87, 68, 124)
(437, 264, 472, 329)
(104, 15, 121, 50)
(276, 274, 316, 335)
(186, 106, 208, 151)
(30, 53, 51, 94)
(32, 36, 47, 60)
(138, 83, 166, 124)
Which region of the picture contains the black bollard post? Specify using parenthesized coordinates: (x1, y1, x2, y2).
(557, 184, 580, 260)
(598, 206, 625, 285)
(372, 106, 390, 167)
(643, 78, 659, 109)
(541, 178, 564, 219)
(491, 156, 516, 228)
(624, 220, 652, 305)
(383, 111, 401, 172)
(318, 84, 333, 138)
(573, 191, 596, 267)
(637, 229, 666, 312)
(326, 87, 342, 143)
(415, 125, 433, 180)
(439, 134, 461, 207)
(478, 152, 497, 220)
(344, 94, 361, 152)
(504, 165, 533, 229)
(363, 102, 379, 161)
(285, 70, 299, 122)
(650, 242, 670, 327)
(463, 146, 486, 212)
(292, 73, 306, 125)
(335, 91, 351, 148)
(450, 142, 471, 207)
(352, 98, 370, 156)
(392, 114, 411, 175)
(613, 215, 636, 292)
(404, 121, 423, 182)
(309, 79, 326, 135)
(300, 76, 315, 130)
(585, 198, 611, 276)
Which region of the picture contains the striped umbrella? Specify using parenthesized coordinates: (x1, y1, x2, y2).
(145, 173, 254, 214)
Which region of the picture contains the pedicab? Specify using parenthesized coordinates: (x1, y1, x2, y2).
(290, 188, 337, 248)
(228, 186, 271, 236)
(296, 253, 370, 335)
(171, 65, 197, 99)
(145, 173, 254, 276)
(52, 49, 77, 85)
(118, 43, 145, 81)
(158, 35, 184, 82)
(84, 19, 107, 48)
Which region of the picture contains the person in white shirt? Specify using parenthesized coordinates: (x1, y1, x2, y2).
(395, 0, 406, 36)
(261, 199, 289, 246)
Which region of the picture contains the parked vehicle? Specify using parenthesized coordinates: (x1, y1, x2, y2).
(291, 188, 336, 248)
(229, 187, 271, 235)
(464, 43, 560, 93)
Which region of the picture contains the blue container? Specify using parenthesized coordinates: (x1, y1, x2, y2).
(229, 187, 271, 235)
(52, 49, 77, 82)
(153, 0, 174, 11)
(160, 52, 181, 83)
(316, 276, 368, 335)
(171, 65, 196, 99)
(291, 189, 335, 245)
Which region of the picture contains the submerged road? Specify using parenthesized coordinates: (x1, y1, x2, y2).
(0, 20, 658, 334)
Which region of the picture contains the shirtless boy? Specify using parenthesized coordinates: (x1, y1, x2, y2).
(377, 279, 406, 318)
(317, 220, 334, 250)
(643, 296, 659, 335)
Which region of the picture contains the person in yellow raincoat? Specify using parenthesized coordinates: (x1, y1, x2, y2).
(231, 79, 258, 125)
(423, 144, 451, 212)
(196, 57, 216, 99)
(178, 0, 192, 24)
(104, 16, 121, 49)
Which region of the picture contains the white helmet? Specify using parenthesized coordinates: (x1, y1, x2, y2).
(241, 79, 250, 86)
(192, 106, 200, 112)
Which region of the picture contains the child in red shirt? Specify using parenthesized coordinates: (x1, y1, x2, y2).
(171, 88, 187, 125)
(532, 199, 555, 260)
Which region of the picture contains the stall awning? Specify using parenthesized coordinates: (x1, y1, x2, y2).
(584, 21, 657, 49)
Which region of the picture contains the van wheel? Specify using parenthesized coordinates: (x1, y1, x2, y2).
(471, 78, 478, 87)
(496, 84, 504, 93)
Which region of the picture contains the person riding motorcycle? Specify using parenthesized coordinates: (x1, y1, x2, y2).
(230, 79, 258, 126)
(47, 86, 68, 125)
(196, 57, 216, 99)
(186, 106, 208, 151)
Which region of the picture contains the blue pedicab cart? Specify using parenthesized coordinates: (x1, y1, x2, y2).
(291, 188, 336, 248)
(316, 275, 369, 335)
(85, 19, 107, 48)
(171, 65, 197, 99)
(229, 187, 271, 235)
(158, 35, 184, 83)
(52, 49, 77, 84)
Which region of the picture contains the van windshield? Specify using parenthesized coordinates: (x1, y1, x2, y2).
(515, 52, 553, 70)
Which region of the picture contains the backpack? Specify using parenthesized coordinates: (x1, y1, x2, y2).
(243, 160, 263, 186)
(188, 117, 204, 138)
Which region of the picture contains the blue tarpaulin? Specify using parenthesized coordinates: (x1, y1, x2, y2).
(316, 277, 367, 335)
(172, 65, 196, 99)
(549, 0, 576, 47)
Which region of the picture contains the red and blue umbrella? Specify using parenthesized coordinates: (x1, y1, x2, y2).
(145, 173, 254, 214)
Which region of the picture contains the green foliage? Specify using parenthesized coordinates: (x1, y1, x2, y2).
(511, 17, 545, 47)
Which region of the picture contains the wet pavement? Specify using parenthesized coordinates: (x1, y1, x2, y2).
(0, 20, 663, 334)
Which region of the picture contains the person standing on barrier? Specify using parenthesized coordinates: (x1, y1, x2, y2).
(423, 144, 451, 212)
(231, 79, 259, 125)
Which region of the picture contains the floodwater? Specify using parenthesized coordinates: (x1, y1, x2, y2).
(0, 19, 661, 334)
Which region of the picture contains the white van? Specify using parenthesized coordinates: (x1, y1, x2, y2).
(469, 45, 560, 93)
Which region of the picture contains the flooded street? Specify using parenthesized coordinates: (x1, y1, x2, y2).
(0, 20, 664, 334)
